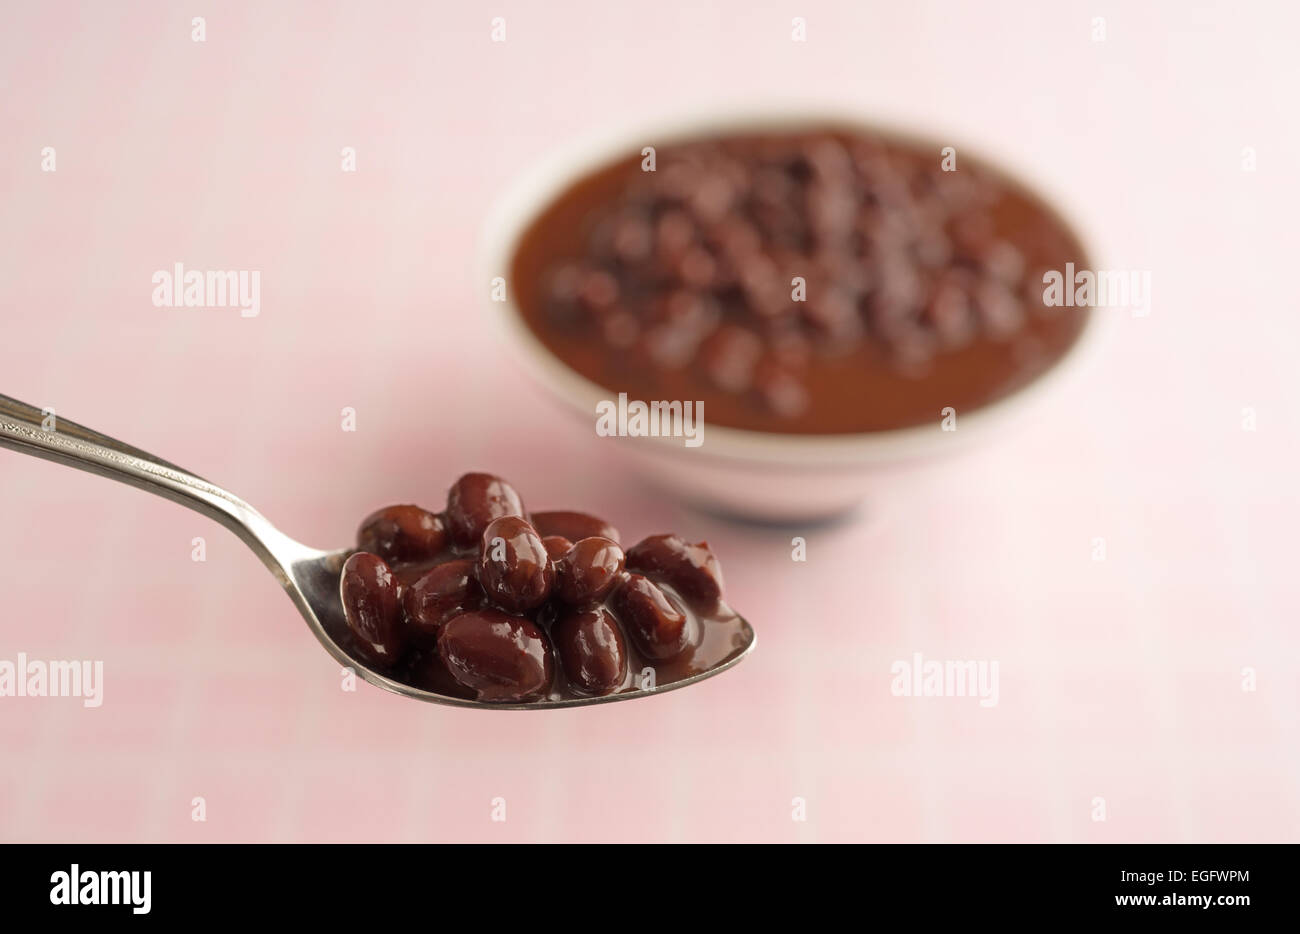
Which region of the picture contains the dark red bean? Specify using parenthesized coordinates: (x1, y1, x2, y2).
(546, 263, 582, 304)
(356, 505, 447, 564)
(437, 609, 554, 702)
(949, 212, 997, 259)
(541, 535, 573, 562)
(709, 216, 762, 262)
(978, 240, 1025, 285)
(445, 473, 526, 547)
(913, 230, 954, 269)
(577, 270, 620, 312)
(736, 256, 787, 318)
(540, 536, 573, 588)
(530, 510, 620, 544)
(402, 559, 482, 642)
(688, 173, 736, 222)
(972, 280, 1025, 339)
(388, 561, 431, 588)
(340, 552, 406, 666)
(923, 280, 977, 350)
(556, 536, 625, 605)
(807, 182, 857, 244)
(753, 359, 811, 419)
(625, 534, 724, 614)
(643, 321, 702, 370)
(806, 138, 854, 183)
(677, 248, 717, 289)
(477, 515, 553, 613)
(700, 325, 763, 393)
(553, 605, 628, 695)
(611, 574, 690, 660)
(612, 217, 654, 263)
(801, 286, 864, 342)
(871, 255, 924, 318)
(656, 210, 696, 261)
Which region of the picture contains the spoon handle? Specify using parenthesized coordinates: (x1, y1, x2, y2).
(0, 393, 289, 563)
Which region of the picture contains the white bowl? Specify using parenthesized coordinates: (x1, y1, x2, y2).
(480, 106, 1101, 522)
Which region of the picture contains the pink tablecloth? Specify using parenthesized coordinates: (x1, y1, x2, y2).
(1, 0, 1296, 842)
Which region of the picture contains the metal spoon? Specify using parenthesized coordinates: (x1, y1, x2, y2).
(0, 394, 756, 709)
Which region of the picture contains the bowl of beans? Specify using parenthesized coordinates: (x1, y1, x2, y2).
(484, 107, 1099, 521)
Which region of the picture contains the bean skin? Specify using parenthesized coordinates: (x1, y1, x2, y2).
(611, 573, 690, 660)
(553, 605, 628, 695)
(438, 609, 554, 702)
(555, 536, 625, 605)
(530, 510, 620, 544)
(402, 559, 482, 642)
(446, 473, 526, 547)
(477, 516, 554, 613)
(340, 552, 407, 666)
(625, 534, 724, 613)
(541, 535, 573, 563)
(356, 505, 447, 563)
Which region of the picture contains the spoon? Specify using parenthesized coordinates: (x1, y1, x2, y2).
(0, 394, 756, 709)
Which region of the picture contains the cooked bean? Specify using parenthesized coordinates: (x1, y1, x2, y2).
(356, 505, 447, 563)
(446, 473, 525, 547)
(553, 605, 628, 695)
(625, 534, 724, 613)
(477, 516, 553, 613)
(438, 609, 554, 702)
(611, 573, 690, 660)
(340, 552, 406, 666)
(555, 536, 625, 605)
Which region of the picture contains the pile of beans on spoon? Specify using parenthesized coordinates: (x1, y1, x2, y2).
(338, 473, 740, 703)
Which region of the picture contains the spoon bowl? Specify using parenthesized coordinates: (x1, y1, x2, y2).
(286, 544, 756, 709)
(0, 394, 756, 709)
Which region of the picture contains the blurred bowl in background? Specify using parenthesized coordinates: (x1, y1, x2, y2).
(481, 106, 1101, 522)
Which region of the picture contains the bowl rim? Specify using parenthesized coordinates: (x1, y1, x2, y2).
(479, 103, 1102, 468)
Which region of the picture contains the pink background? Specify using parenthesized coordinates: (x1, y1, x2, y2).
(2, 0, 1297, 842)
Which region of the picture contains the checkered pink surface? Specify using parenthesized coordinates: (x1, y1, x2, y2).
(1, 0, 1297, 842)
